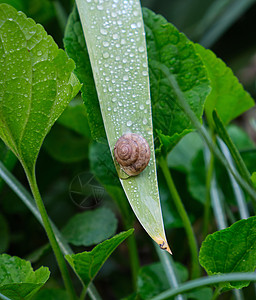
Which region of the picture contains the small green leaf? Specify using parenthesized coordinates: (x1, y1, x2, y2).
(0, 214, 9, 253)
(143, 8, 210, 153)
(43, 124, 89, 163)
(66, 229, 133, 288)
(62, 207, 118, 247)
(31, 289, 68, 300)
(64, 6, 105, 141)
(195, 43, 254, 127)
(199, 216, 256, 289)
(0, 254, 50, 300)
(0, 4, 80, 172)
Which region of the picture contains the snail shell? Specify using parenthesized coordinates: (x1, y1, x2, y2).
(114, 133, 151, 176)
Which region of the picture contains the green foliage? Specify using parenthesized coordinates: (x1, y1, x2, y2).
(195, 44, 254, 127)
(199, 217, 256, 289)
(143, 8, 211, 153)
(66, 229, 134, 289)
(0, 254, 50, 299)
(0, 3, 80, 171)
(62, 207, 118, 246)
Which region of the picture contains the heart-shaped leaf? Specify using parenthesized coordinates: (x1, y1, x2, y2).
(199, 216, 256, 289)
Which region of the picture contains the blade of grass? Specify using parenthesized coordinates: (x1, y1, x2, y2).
(204, 146, 244, 300)
(0, 161, 102, 300)
(150, 273, 256, 300)
(200, 0, 256, 47)
(154, 243, 185, 300)
(218, 139, 250, 219)
(213, 110, 253, 188)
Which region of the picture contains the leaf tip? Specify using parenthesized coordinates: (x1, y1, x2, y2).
(155, 237, 172, 255)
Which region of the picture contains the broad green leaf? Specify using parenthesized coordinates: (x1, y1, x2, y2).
(74, 1, 171, 252)
(0, 4, 81, 172)
(57, 98, 91, 139)
(137, 262, 188, 300)
(66, 229, 133, 289)
(0, 254, 50, 300)
(62, 207, 118, 247)
(64, 6, 105, 141)
(43, 123, 89, 163)
(32, 289, 68, 300)
(199, 216, 256, 289)
(143, 8, 211, 153)
(0, 214, 9, 253)
(195, 43, 254, 127)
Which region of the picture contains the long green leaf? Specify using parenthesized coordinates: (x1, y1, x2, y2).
(75, 0, 170, 252)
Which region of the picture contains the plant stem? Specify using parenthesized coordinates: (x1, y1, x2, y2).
(203, 146, 215, 238)
(0, 293, 11, 300)
(126, 233, 140, 289)
(211, 286, 221, 300)
(25, 168, 77, 300)
(0, 161, 102, 300)
(158, 156, 200, 279)
(151, 272, 256, 300)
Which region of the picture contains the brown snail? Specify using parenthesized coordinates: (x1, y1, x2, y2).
(114, 133, 151, 176)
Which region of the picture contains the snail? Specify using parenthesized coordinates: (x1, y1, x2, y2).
(114, 133, 151, 176)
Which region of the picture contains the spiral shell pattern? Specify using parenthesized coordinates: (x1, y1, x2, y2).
(114, 133, 151, 176)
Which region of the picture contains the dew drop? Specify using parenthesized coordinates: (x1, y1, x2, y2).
(37, 50, 42, 56)
(142, 70, 147, 76)
(123, 75, 128, 81)
(143, 118, 148, 125)
(112, 97, 117, 102)
(127, 120, 132, 127)
(138, 46, 144, 53)
(139, 104, 144, 110)
(97, 5, 103, 10)
(103, 41, 109, 47)
(103, 52, 109, 58)
(100, 28, 108, 35)
(113, 33, 119, 40)
(131, 23, 136, 29)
